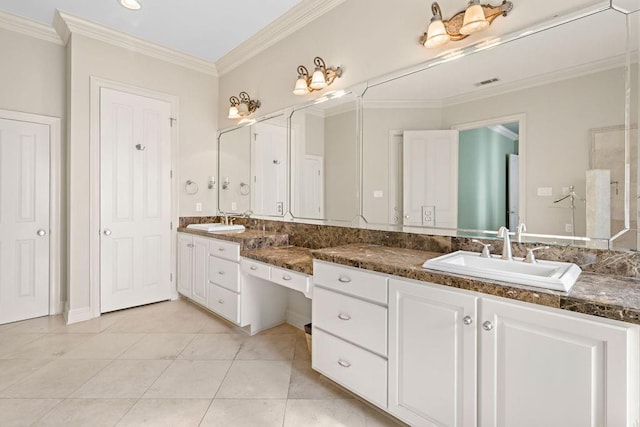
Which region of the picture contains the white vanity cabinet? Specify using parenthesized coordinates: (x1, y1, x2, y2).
(387, 276, 640, 427)
(312, 261, 389, 409)
(388, 278, 478, 427)
(480, 297, 639, 427)
(176, 234, 209, 306)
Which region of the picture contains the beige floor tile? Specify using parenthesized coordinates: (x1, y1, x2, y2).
(179, 334, 244, 360)
(200, 399, 286, 427)
(283, 398, 369, 427)
(0, 322, 19, 333)
(7, 316, 66, 334)
(288, 359, 351, 400)
(0, 359, 52, 392)
(62, 333, 144, 359)
(31, 398, 136, 427)
(293, 334, 311, 361)
(116, 398, 211, 427)
(198, 316, 242, 334)
(118, 333, 195, 359)
(0, 359, 111, 398)
(0, 398, 61, 427)
(143, 360, 231, 399)
(0, 334, 45, 358)
(71, 359, 171, 398)
(260, 323, 301, 335)
(216, 360, 291, 399)
(51, 315, 122, 334)
(236, 334, 296, 360)
(362, 405, 408, 426)
(4, 333, 93, 359)
(104, 313, 171, 333)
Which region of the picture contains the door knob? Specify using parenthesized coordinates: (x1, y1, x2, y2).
(482, 321, 494, 331)
(463, 316, 473, 325)
(103, 229, 112, 236)
(37, 229, 46, 236)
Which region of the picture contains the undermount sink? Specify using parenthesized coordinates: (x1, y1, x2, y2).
(422, 250, 581, 292)
(186, 223, 246, 233)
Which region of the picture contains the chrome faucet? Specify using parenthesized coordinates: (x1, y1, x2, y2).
(221, 213, 229, 225)
(515, 223, 526, 244)
(497, 226, 513, 261)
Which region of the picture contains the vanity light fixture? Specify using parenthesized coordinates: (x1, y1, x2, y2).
(228, 92, 261, 119)
(293, 57, 343, 95)
(119, 0, 142, 10)
(420, 0, 513, 48)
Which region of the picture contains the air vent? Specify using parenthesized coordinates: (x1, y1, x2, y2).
(475, 77, 500, 87)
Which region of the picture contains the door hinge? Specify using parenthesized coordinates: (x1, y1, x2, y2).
(170, 170, 173, 179)
(169, 118, 177, 127)
(170, 221, 173, 230)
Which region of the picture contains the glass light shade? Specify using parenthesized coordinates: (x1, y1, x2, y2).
(228, 105, 240, 119)
(293, 77, 309, 95)
(237, 102, 249, 115)
(460, 3, 489, 35)
(120, 0, 141, 10)
(424, 19, 450, 48)
(309, 68, 327, 90)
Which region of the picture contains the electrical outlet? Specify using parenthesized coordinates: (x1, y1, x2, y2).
(537, 187, 553, 196)
(276, 202, 283, 214)
(565, 223, 573, 233)
(195, 202, 202, 212)
(373, 190, 384, 198)
(231, 202, 237, 211)
(422, 206, 435, 227)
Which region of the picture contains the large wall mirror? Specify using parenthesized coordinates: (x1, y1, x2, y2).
(362, 7, 639, 250)
(290, 92, 359, 224)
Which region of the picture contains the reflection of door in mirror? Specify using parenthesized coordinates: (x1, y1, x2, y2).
(458, 122, 519, 231)
(251, 122, 287, 216)
(402, 130, 458, 228)
(218, 126, 251, 214)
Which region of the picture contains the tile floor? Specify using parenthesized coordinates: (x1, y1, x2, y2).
(0, 299, 405, 426)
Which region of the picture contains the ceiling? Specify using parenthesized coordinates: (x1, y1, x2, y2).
(0, 0, 302, 62)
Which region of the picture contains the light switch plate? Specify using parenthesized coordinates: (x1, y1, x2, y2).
(537, 187, 553, 196)
(195, 202, 202, 212)
(422, 205, 435, 227)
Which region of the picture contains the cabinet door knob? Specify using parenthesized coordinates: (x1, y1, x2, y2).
(337, 276, 351, 283)
(250, 266, 258, 270)
(37, 229, 47, 236)
(338, 313, 351, 321)
(218, 271, 225, 275)
(337, 359, 351, 368)
(103, 229, 112, 236)
(463, 316, 473, 326)
(218, 299, 224, 304)
(482, 321, 493, 331)
(282, 275, 292, 281)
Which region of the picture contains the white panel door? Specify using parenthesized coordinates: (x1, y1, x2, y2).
(0, 118, 50, 324)
(388, 278, 477, 427)
(100, 88, 172, 313)
(299, 155, 324, 219)
(480, 298, 636, 427)
(403, 130, 458, 228)
(191, 236, 208, 306)
(507, 154, 519, 229)
(252, 122, 287, 216)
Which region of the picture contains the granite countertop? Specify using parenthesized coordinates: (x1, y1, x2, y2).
(178, 227, 289, 250)
(312, 243, 640, 325)
(242, 246, 314, 275)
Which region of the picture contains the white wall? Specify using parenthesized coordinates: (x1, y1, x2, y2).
(325, 110, 358, 222)
(66, 33, 218, 314)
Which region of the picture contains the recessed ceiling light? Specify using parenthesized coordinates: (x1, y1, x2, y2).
(120, 0, 141, 11)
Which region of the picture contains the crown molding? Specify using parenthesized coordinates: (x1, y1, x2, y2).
(215, 0, 348, 76)
(0, 11, 63, 45)
(53, 10, 217, 76)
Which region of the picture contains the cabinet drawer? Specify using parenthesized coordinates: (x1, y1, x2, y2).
(313, 261, 388, 304)
(314, 287, 387, 356)
(313, 328, 387, 409)
(240, 258, 271, 281)
(207, 283, 240, 324)
(209, 239, 240, 262)
(208, 256, 240, 292)
(271, 266, 310, 296)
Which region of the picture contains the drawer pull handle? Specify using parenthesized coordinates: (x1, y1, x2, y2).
(338, 359, 351, 368)
(250, 266, 258, 270)
(337, 276, 351, 283)
(218, 299, 224, 304)
(218, 271, 225, 275)
(338, 313, 351, 321)
(282, 275, 292, 281)
(218, 247, 225, 252)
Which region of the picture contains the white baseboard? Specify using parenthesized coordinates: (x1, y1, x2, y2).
(64, 303, 93, 324)
(286, 309, 310, 331)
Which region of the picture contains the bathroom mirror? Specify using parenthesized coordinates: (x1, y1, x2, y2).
(362, 7, 638, 249)
(218, 125, 251, 214)
(290, 92, 359, 223)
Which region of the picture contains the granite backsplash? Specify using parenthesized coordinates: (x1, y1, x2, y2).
(179, 216, 640, 279)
